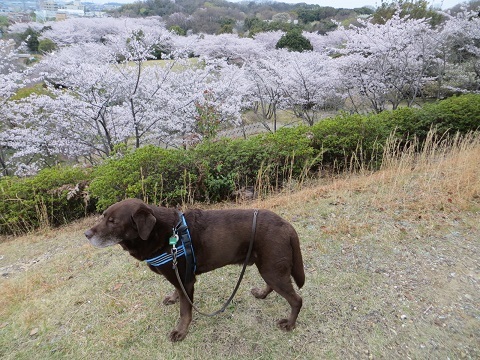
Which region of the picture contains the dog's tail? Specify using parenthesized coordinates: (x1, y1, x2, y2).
(290, 230, 305, 288)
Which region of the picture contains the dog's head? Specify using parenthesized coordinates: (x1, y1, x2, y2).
(85, 198, 156, 248)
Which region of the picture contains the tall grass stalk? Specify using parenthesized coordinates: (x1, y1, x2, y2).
(34, 196, 50, 230)
(374, 130, 480, 211)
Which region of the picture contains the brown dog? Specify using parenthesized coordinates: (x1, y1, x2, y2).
(84, 198, 305, 341)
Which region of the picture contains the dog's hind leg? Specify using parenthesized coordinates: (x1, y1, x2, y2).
(163, 289, 179, 305)
(259, 271, 302, 331)
(272, 280, 302, 331)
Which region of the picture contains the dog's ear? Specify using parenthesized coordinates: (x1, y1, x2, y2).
(132, 209, 156, 240)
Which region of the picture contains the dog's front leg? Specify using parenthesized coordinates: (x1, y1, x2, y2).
(169, 284, 193, 342)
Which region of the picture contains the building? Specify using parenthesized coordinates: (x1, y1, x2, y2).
(42, 0, 59, 12)
(36, 0, 86, 21)
(58, 1, 85, 17)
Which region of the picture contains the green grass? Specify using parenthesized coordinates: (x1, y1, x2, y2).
(9, 83, 50, 100)
(1, 135, 479, 359)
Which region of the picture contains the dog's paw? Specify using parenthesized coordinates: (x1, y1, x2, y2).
(163, 295, 179, 306)
(169, 329, 187, 342)
(277, 319, 295, 331)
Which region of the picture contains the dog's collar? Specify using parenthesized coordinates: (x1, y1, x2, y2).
(144, 211, 196, 282)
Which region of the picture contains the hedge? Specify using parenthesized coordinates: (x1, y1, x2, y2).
(89, 127, 316, 209)
(0, 167, 92, 234)
(88, 146, 197, 211)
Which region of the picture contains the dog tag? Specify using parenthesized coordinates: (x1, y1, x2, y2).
(169, 234, 179, 245)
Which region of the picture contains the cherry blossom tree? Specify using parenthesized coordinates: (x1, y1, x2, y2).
(39, 17, 166, 46)
(252, 31, 284, 51)
(2, 26, 179, 174)
(188, 59, 252, 138)
(435, 8, 480, 95)
(1, 96, 88, 175)
(0, 39, 23, 102)
(334, 13, 438, 113)
(2, 25, 253, 173)
(0, 39, 29, 176)
(176, 33, 260, 61)
(303, 28, 346, 54)
(277, 50, 344, 125)
(7, 22, 44, 36)
(244, 51, 286, 132)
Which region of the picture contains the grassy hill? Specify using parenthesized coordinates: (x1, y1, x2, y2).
(0, 133, 479, 359)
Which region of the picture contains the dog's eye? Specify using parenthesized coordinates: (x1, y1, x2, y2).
(107, 217, 115, 223)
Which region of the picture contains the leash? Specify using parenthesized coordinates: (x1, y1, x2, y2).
(171, 209, 259, 317)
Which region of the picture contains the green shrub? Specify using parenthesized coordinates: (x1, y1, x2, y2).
(308, 94, 480, 170)
(310, 113, 390, 169)
(373, 106, 421, 139)
(89, 146, 197, 211)
(38, 38, 57, 53)
(275, 28, 313, 52)
(194, 128, 316, 198)
(418, 94, 480, 137)
(0, 167, 92, 234)
(89, 129, 317, 209)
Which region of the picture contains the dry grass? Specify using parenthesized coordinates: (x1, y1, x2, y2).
(1, 132, 479, 359)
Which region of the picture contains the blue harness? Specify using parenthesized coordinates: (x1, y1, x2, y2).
(144, 211, 196, 282)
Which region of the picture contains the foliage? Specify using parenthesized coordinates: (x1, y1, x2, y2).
(3, 11, 479, 175)
(194, 90, 222, 141)
(0, 15, 9, 33)
(169, 25, 186, 36)
(0, 167, 92, 234)
(195, 127, 316, 195)
(111, 0, 379, 36)
(372, 106, 421, 141)
(23, 27, 40, 52)
(296, 5, 338, 23)
(89, 128, 316, 209)
(218, 18, 235, 34)
(417, 94, 480, 137)
(244, 17, 295, 36)
(309, 113, 389, 169)
(2, 11, 480, 231)
(89, 146, 197, 210)
(311, 94, 480, 169)
(373, 0, 444, 26)
(275, 29, 313, 52)
(88, 94, 480, 211)
(38, 38, 57, 54)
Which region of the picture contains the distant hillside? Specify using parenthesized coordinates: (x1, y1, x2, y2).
(108, 0, 479, 35)
(109, 0, 375, 34)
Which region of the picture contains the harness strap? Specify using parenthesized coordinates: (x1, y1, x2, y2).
(145, 243, 186, 267)
(172, 209, 259, 317)
(145, 211, 196, 285)
(176, 211, 196, 284)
